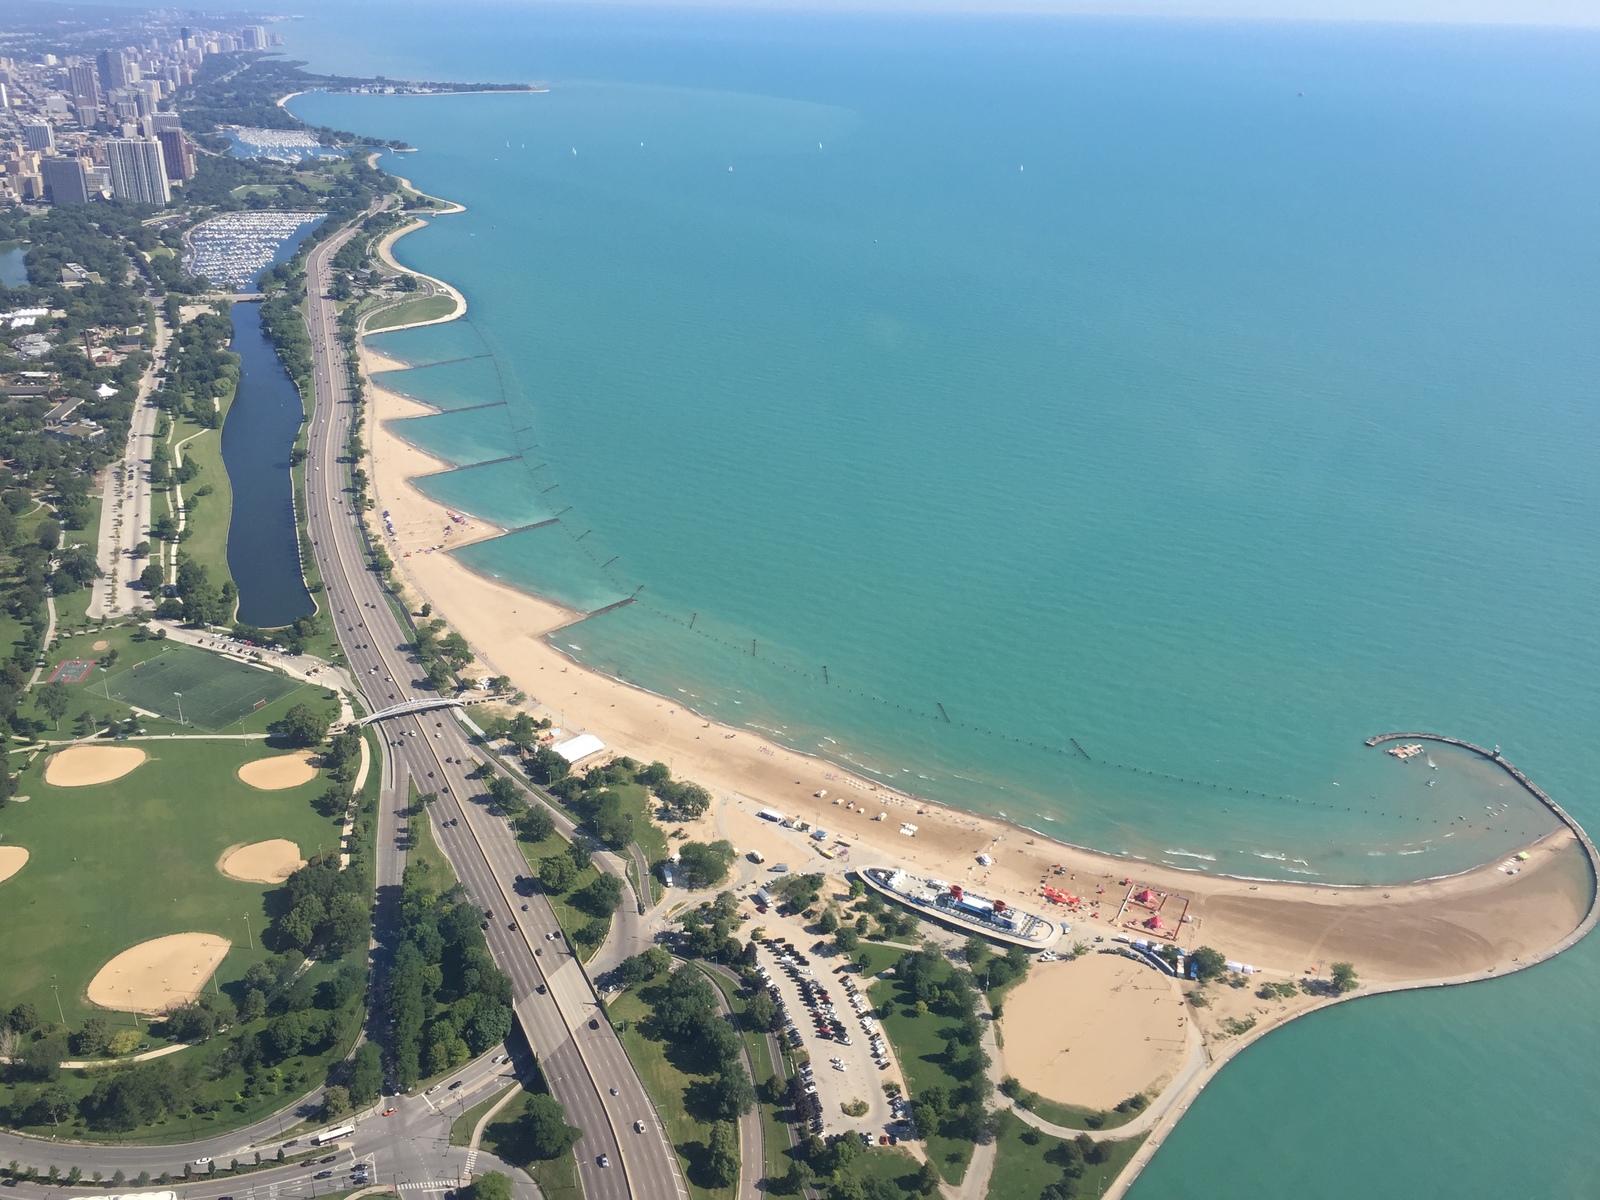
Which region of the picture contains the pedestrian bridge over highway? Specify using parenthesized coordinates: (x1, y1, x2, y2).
(359, 697, 466, 725)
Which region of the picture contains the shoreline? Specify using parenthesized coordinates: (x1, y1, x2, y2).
(352, 173, 1598, 1199)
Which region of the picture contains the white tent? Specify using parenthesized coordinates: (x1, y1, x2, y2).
(552, 733, 605, 763)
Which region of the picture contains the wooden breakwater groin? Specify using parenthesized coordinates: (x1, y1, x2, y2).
(1365, 731, 1600, 956)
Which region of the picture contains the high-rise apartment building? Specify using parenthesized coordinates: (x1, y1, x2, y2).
(22, 121, 54, 152)
(242, 25, 268, 51)
(96, 50, 130, 92)
(150, 111, 182, 132)
(156, 129, 193, 182)
(105, 137, 169, 205)
(42, 156, 91, 205)
(66, 61, 99, 117)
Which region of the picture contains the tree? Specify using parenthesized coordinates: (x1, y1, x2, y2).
(37, 519, 60, 551)
(139, 563, 165, 592)
(466, 1172, 512, 1200)
(708, 1069, 755, 1120)
(618, 947, 671, 985)
(320, 1086, 350, 1120)
(575, 873, 624, 918)
(834, 926, 860, 953)
(1330, 962, 1359, 994)
(485, 773, 525, 813)
(567, 838, 593, 871)
(274, 703, 330, 748)
(1190, 946, 1226, 982)
(72, 1017, 110, 1057)
(518, 1093, 581, 1160)
(676, 840, 736, 889)
(913, 1160, 941, 1196)
(347, 1042, 383, 1105)
(517, 805, 554, 843)
(36, 680, 69, 729)
(705, 1121, 738, 1187)
(539, 853, 576, 895)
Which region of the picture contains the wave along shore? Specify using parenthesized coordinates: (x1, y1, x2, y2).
(351, 175, 1597, 1200)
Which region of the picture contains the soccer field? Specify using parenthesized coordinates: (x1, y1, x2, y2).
(100, 645, 304, 730)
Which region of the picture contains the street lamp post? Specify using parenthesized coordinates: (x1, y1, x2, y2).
(50, 979, 65, 1025)
(174, 691, 185, 725)
(243, 912, 254, 949)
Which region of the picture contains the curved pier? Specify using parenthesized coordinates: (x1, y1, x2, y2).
(1366, 731, 1600, 957)
(1101, 735, 1599, 1199)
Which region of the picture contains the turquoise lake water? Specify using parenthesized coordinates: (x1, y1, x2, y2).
(287, 10, 1600, 1195)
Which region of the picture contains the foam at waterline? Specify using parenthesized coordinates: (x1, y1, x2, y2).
(414, 457, 557, 531)
(455, 522, 630, 615)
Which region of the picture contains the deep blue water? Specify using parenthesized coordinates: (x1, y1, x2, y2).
(283, 9, 1600, 1197)
(223, 302, 315, 627)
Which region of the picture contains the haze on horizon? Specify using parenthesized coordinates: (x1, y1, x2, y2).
(307, 0, 1600, 27)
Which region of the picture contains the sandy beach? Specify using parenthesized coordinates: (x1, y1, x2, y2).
(357, 187, 1595, 990)
(361, 339, 1591, 985)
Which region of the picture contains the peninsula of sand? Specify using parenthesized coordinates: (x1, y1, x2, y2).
(354, 189, 1597, 1196)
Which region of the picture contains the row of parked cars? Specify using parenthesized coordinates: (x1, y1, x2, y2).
(837, 971, 891, 1069)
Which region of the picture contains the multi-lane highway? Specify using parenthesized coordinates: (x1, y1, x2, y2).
(0, 206, 685, 1200)
(299, 209, 685, 1200)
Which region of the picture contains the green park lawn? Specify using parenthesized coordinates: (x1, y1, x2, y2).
(985, 1109, 1145, 1200)
(0, 736, 338, 1031)
(171, 408, 237, 599)
(866, 952, 977, 1185)
(477, 1084, 582, 1200)
(364, 294, 456, 332)
(608, 969, 737, 1200)
(515, 829, 605, 962)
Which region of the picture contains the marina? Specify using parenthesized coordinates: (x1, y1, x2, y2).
(861, 866, 1060, 948)
(185, 211, 323, 291)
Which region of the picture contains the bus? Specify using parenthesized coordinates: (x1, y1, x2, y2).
(312, 1123, 355, 1146)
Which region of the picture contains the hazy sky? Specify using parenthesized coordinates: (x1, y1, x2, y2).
(411, 0, 1600, 24)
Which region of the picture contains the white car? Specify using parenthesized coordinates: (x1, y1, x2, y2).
(634, 1120, 646, 1133)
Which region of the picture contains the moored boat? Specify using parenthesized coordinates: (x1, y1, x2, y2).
(861, 867, 1060, 948)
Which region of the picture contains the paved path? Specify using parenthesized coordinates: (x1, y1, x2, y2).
(698, 963, 764, 1200)
(24, 591, 55, 691)
(88, 313, 168, 619)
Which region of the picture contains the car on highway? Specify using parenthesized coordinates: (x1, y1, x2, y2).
(493, 1054, 508, 1065)
(634, 1120, 646, 1133)
(449, 1079, 464, 1090)
(314, 1171, 334, 1180)
(194, 1158, 213, 1166)
(597, 1155, 610, 1168)
(382, 1107, 397, 1116)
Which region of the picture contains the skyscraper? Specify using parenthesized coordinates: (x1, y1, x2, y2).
(242, 25, 268, 51)
(42, 156, 91, 205)
(22, 122, 53, 152)
(96, 50, 130, 92)
(105, 137, 169, 205)
(156, 129, 193, 182)
(149, 111, 182, 132)
(66, 62, 100, 117)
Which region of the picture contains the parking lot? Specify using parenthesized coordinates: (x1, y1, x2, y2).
(753, 934, 904, 1142)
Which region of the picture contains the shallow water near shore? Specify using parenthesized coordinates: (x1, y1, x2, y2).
(286, 12, 1600, 1195)
(295, 18, 1600, 888)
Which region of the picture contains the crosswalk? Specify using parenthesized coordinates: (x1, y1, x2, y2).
(396, 1181, 458, 1193)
